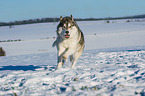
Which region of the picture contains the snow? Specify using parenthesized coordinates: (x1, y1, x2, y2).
(0, 20, 145, 96)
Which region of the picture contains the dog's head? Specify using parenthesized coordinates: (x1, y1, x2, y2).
(57, 15, 78, 39)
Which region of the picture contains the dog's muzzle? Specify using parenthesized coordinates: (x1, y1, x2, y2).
(65, 31, 70, 38)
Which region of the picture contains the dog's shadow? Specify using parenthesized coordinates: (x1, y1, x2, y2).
(0, 65, 57, 71)
(0, 65, 42, 71)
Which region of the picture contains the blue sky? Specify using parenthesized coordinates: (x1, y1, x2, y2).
(0, 0, 145, 22)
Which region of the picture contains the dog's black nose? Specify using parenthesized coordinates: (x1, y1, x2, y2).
(65, 31, 69, 33)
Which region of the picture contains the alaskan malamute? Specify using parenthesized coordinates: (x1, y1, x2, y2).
(53, 15, 85, 69)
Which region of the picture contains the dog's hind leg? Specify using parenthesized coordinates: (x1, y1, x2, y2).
(70, 55, 74, 63)
(62, 56, 68, 63)
(62, 59, 68, 65)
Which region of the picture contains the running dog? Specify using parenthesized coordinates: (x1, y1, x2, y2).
(52, 15, 85, 69)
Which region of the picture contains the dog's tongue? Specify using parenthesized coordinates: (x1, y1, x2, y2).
(65, 35, 70, 38)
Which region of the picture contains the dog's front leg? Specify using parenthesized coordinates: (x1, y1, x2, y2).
(70, 49, 83, 68)
(57, 56, 62, 69)
(56, 47, 66, 69)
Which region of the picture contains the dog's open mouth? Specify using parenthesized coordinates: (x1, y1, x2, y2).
(65, 35, 70, 38)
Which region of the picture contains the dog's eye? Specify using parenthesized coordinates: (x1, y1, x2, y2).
(63, 26, 66, 29)
(69, 26, 72, 28)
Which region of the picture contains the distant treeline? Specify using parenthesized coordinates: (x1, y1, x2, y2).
(0, 14, 145, 27)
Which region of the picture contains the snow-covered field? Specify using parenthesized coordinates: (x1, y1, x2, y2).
(0, 19, 145, 96)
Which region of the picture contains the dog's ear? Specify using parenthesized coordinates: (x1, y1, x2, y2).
(71, 15, 74, 21)
(60, 16, 63, 21)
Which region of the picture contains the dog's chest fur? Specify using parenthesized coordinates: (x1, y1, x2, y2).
(59, 35, 78, 49)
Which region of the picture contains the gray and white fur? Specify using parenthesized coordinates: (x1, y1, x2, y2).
(52, 15, 85, 69)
